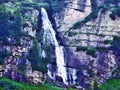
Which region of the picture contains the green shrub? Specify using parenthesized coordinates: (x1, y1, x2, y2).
(87, 47, 96, 57)
(103, 40, 113, 44)
(0, 0, 9, 4)
(0, 87, 3, 90)
(93, 80, 99, 90)
(88, 69, 94, 77)
(105, 0, 120, 4)
(0, 50, 12, 64)
(28, 39, 41, 71)
(96, 47, 107, 52)
(76, 46, 97, 57)
(109, 13, 116, 20)
(28, 39, 51, 73)
(90, 0, 98, 11)
(68, 32, 77, 37)
(50, 1, 65, 12)
(110, 36, 120, 55)
(76, 46, 87, 52)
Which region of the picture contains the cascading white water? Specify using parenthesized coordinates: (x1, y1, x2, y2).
(41, 50, 46, 58)
(41, 8, 68, 85)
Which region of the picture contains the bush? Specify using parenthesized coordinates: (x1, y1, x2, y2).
(28, 39, 41, 71)
(105, 0, 120, 4)
(28, 39, 51, 73)
(96, 47, 107, 52)
(110, 36, 120, 56)
(87, 47, 96, 57)
(93, 80, 99, 90)
(0, 0, 9, 4)
(68, 32, 77, 37)
(103, 40, 113, 44)
(76, 46, 97, 57)
(76, 46, 87, 52)
(109, 14, 116, 20)
(0, 50, 11, 64)
(90, 0, 98, 11)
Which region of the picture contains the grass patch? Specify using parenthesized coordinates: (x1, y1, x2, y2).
(99, 79, 120, 90)
(0, 77, 62, 90)
(5, 6, 18, 13)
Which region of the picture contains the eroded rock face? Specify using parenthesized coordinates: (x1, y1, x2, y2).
(53, 0, 120, 89)
(1, 7, 46, 85)
(2, 36, 46, 84)
(54, 0, 91, 32)
(26, 60, 46, 84)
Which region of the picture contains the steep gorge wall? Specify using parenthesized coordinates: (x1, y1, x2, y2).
(53, 0, 120, 89)
(1, 0, 120, 89)
(54, 0, 91, 32)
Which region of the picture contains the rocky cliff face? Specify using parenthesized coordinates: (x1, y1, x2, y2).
(1, 0, 120, 90)
(52, 0, 120, 89)
(54, 0, 91, 32)
(0, 3, 46, 84)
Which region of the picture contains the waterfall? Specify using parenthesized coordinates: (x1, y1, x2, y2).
(41, 50, 46, 58)
(41, 8, 68, 85)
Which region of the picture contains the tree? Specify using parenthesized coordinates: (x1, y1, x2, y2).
(0, 4, 9, 42)
(93, 80, 99, 90)
(28, 39, 41, 71)
(9, 10, 22, 42)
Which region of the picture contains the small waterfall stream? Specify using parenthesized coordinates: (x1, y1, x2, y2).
(41, 8, 68, 85)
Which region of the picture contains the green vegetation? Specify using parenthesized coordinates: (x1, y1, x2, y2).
(0, 77, 77, 90)
(76, 46, 96, 57)
(49, 0, 66, 12)
(112, 66, 120, 79)
(28, 39, 51, 73)
(76, 46, 88, 52)
(110, 36, 120, 56)
(68, 32, 78, 37)
(0, 77, 62, 90)
(90, 0, 98, 11)
(0, 0, 9, 4)
(67, 0, 120, 31)
(99, 79, 120, 90)
(87, 47, 96, 57)
(93, 80, 99, 90)
(28, 39, 43, 72)
(76, 46, 107, 57)
(0, 3, 22, 43)
(88, 69, 94, 77)
(75, 39, 81, 44)
(103, 40, 113, 44)
(102, 0, 120, 20)
(0, 50, 11, 64)
(20, 0, 66, 12)
(96, 47, 107, 52)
